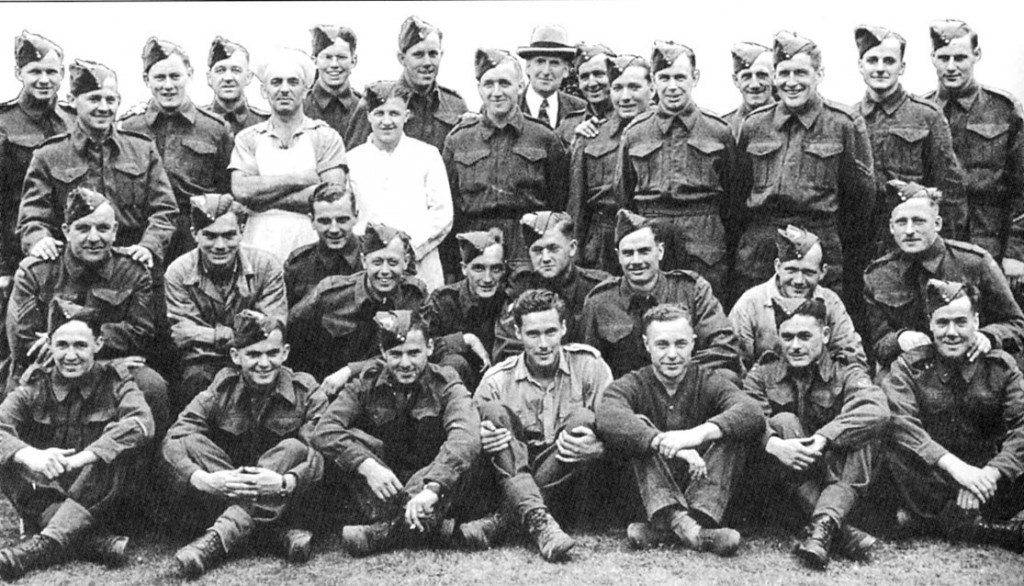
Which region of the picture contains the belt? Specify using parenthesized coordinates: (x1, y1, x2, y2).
(634, 200, 718, 217)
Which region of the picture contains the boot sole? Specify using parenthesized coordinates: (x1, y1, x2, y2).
(174, 549, 206, 579)
(795, 544, 829, 569)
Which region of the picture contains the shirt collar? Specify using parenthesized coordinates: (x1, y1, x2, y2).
(903, 236, 946, 274)
(64, 247, 114, 281)
(655, 100, 699, 134)
(860, 84, 908, 117)
(70, 120, 123, 155)
(512, 347, 571, 382)
(16, 91, 56, 120)
(236, 367, 297, 406)
(358, 271, 409, 307)
(208, 99, 250, 123)
(398, 75, 440, 106)
(937, 80, 980, 111)
(784, 351, 834, 384)
(52, 366, 99, 403)
(774, 93, 822, 131)
(481, 107, 525, 139)
(312, 81, 354, 110)
(317, 237, 360, 269)
(145, 96, 197, 125)
(762, 276, 825, 306)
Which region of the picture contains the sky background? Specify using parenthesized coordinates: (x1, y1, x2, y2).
(0, 0, 1021, 116)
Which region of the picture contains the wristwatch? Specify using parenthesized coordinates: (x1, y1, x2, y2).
(279, 474, 293, 498)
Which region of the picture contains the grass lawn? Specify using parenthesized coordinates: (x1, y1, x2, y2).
(0, 499, 1020, 586)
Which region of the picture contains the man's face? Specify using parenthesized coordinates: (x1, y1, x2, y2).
(316, 40, 357, 91)
(774, 244, 825, 298)
(528, 226, 576, 280)
(610, 65, 652, 120)
(859, 37, 905, 95)
(230, 329, 289, 389)
(775, 53, 821, 111)
(382, 329, 432, 385)
(16, 50, 63, 102)
(516, 308, 566, 372)
(75, 77, 120, 134)
(526, 55, 568, 97)
(778, 314, 829, 369)
(398, 32, 442, 91)
(50, 320, 101, 379)
(618, 228, 663, 289)
(260, 62, 308, 116)
(732, 51, 773, 109)
(479, 60, 521, 119)
(62, 203, 117, 265)
(362, 237, 407, 294)
(643, 317, 694, 382)
(890, 199, 942, 254)
(654, 57, 699, 114)
(368, 96, 409, 149)
(461, 244, 505, 299)
(194, 212, 242, 270)
(207, 50, 253, 103)
(932, 36, 979, 92)
(144, 53, 191, 112)
(577, 55, 610, 105)
(311, 199, 356, 250)
(930, 296, 978, 359)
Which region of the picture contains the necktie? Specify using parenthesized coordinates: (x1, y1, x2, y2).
(538, 97, 551, 128)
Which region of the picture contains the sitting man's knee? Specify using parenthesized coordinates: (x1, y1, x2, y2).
(768, 412, 805, 438)
(476, 401, 513, 427)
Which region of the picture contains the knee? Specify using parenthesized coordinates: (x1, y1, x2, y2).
(439, 353, 473, 384)
(273, 438, 310, 462)
(563, 408, 595, 431)
(768, 412, 805, 439)
(476, 401, 512, 427)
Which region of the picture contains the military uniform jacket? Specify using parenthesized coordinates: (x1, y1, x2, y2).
(568, 112, 629, 229)
(493, 264, 612, 361)
(18, 122, 178, 261)
(312, 361, 480, 495)
(743, 351, 889, 449)
(0, 93, 75, 275)
(203, 99, 269, 136)
(924, 82, 1024, 260)
(288, 271, 428, 379)
(7, 250, 154, 372)
(883, 346, 1024, 479)
(347, 77, 466, 153)
(0, 362, 154, 467)
(163, 366, 326, 490)
(555, 100, 612, 147)
(596, 363, 763, 457)
(735, 94, 875, 230)
(304, 82, 362, 141)
(579, 270, 742, 379)
(723, 99, 774, 138)
(165, 246, 287, 365)
(119, 98, 233, 208)
(283, 238, 361, 308)
(856, 85, 964, 233)
(863, 237, 1024, 366)
(422, 278, 509, 360)
(442, 108, 568, 221)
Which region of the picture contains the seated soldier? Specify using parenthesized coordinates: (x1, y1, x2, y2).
(493, 211, 610, 361)
(311, 311, 480, 556)
(596, 304, 762, 556)
(580, 209, 741, 381)
(288, 222, 427, 380)
(5, 187, 169, 433)
(743, 298, 889, 569)
(284, 182, 361, 308)
(0, 300, 154, 580)
(461, 289, 612, 561)
(864, 180, 1024, 368)
(880, 279, 1024, 552)
(162, 310, 326, 578)
(729, 225, 865, 369)
(165, 194, 287, 407)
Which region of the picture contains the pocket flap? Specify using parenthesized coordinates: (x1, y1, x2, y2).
(889, 127, 929, 144)
(966, 123, 1010, 140)
(51, 165, 89, 183)
(91, 288, 132, 306)
(628, 141, 662, 159)
(512, 145, 547, 163)
(182, 138, 217, 155)
(433, 111, 461, 126)
(746, 141, 783, 157)
(804, 141, 843, 158)
(687, 138, 725, 155)
(111, 158, 144, 177)
(584, 140, 618, 158)
(454, 149, 490, 166)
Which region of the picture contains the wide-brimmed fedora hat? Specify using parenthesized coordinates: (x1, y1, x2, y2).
(517, 24, 577, 59)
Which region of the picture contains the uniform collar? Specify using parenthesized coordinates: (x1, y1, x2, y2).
(936, 355, 978, 385)
(512, 347, 571, 382)
(237, 366, 297, 406)
(208, 99, 251, 124)
(145, 96, 197, 125)
(902, 236, 946, 274)
(621, 270, 666, 300)
(774, 93, 823, 131)
(64, 247, 114, 281)
(183, 247, 252, 286)
(312, 81, 354, 110)
(398, 75, 440, 105)
(783, 351, 834, 384)
(317, 237, 360, 269)
(655, 100, 698, 134)
(359, 272, 409, 307)
(70, 120, 123, 155)
(762, 276, 824, 306)
(936, 80, 980, 111)
(481, 107, 525, 139)
(606, 111, 630, 137)
(52, 366, 99, 403)
(860, 84, 908, 117)
(16, 90, 57, 119)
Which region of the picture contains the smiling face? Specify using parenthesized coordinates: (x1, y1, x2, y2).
(643, 317, 694, 382)
(368, 96, 410, 149)
(16, 50, 64, 102)
(775, 52, 820, 111)
(516, 308, 566, 373)
(260, 61, 309, 116)
(733, 51, 773, 109)
(315, 39, 357, 92)
(62, 202, 117, 265)
(194, 212, 242, 271)
(528, 225, 576, 281)
(932, 35, 979, 92)
(230, 329, 289, 390)
(478, 59, 522, 121)
(526, 54, 569, 97)
(653, 57, 698, 114)
(382, 328, 432, 385)
(362, 236, 408, 294)
(398, 32, 442, 91)
(610, 65, 652, 120)
(774, 244, 825, 298)
(890, 198, 942, 254)
(777, 314, 829, 369)
(51, 320, 101, 379)
(311, 198, 356, 250)
(930, 295, 978, 359)
(207, 50, 252, 103)
(145, 53, 191, 112)
(617, 227, 663, 290)
(462, 243, 506, 299)
(577, 55, 611, 105)
(859, 37, 905, 96)
(75, 77, 120, 134)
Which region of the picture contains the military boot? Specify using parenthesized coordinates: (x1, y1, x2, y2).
(524, 508, 575, 562)
(0, 534, 64, 580)
(341, 518, 402, 556)
(276, 528, 313, 563)
(79, 532, 130, 567)
(833, 523, 877, 561)
(947, 514, 1024, 553)
(796, 514, 839, 569)
(174, 530, 226, 578)
(459, 512, 513, 550)
(626, 521, 674, 550)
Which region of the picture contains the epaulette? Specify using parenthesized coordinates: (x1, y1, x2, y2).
(359, 360, 386, 384)
(699, 107, 730, 128)
(117, 128, 155, 142)
(486, 353, 519, 374)
(576, 265, 612, 285)
(521, 113, 554, 129)
(284, 242, 318, 266)
(37, 132, 70, 148)
(822, 98, 857, 120)
(562, 342, 601, 357)
(906, 93, 941, 112)
(945, 239, 987, 255)
(919, 89, 939, 101)
(746, 101, 779, 120)
(110, 246, 150, 267)
(290, 369, 320, 391)
(195, 107, 229, 126)
(563, 107, 587, 120)
(207, 365, 241, 392)
(437, 84, 462, 99)
(864, 250, 900, 273)
(249, 103, 270, 117)
(0, 97, 18, 109)
(118, 101, 148, 121)
(584, 276, 622, 299)
(663, 269, 702, 282)
(622, 110, 656, 134)
(56, 100, 76, 115)
(430, 362, 464, 385)
(722, 107, 739, 119)
(18, 361, 49, 386)
(449, 114, 482, 134)
(110, 360, 134, 381)
(981, 85, 1021, 108)
(982, 348, 1018, 371)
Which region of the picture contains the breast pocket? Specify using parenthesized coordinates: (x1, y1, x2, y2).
(511, 145, 548, 196)
(583, 140, 619, 189)
(597, 321, 633, 344)
(84, 407, 119, 436)
(176, 138, 220, 188)
(964, 123, 1010, 170)
(89, 288, 133, 321)
(264, 414, 303, 438)
(745, 140, 783, 189)
(453, 149, 491, 204)
(887, 127, 929, 176)
(808, 386, 841, 425)
(110, 159, 147, 211)
(801, 141, 843, 188)
(51, 165, 89, 191)
(627, 141, 663, 192)
(686, 138, 726, 190)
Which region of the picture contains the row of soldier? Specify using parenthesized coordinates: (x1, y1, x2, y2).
(0, 11, 1022, 582)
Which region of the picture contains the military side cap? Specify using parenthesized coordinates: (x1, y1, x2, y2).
(65, 187, 110, 224)
(521, 211, 570, 247)
(517, 25, 577, 59)
(925, 278, 967, 315)
(775, 225, 820, 262)
(773, 31, 816, 63)
(208, 36, 248, 68)
(375, 310, 418, 349)
(399, 16, 440, 53)
(475, 48, 513, 80)
(886, 179, 942, 204)
(731, 42, 770, 73)
(574, 43, 616, 70)
(190, 194, 240, 231)
(69, 59, 116, 97)
(609, 55, 647, 81)
(651, 40, 694, 73)
(310, 25, 356, 57)
(772, 296, 826, 329)
(363, 80, 401, 112)
(615, 209, 652, 244)
(232, 309, 282, 348)
(457, 229, 503, 264)
(854, 25, 905, 57)
(360, 222, 410, 255)
(930, 19, 972, 50)
(142, 37, 187, 73)
(47, 298, 97, 335)
(15, 31, 61, 68)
